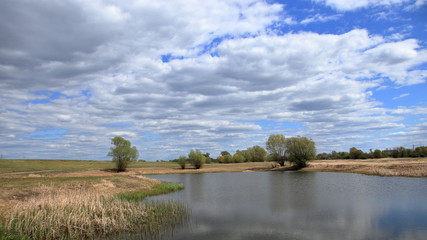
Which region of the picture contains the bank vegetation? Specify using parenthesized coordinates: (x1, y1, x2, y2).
(0, 174, 187, 240)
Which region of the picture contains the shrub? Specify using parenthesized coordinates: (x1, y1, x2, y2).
(188, 149, 205, 169)
(177, 156, 187, 169)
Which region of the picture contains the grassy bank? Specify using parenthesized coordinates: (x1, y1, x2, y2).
(0, 175, 187, 240)
(3, 188, 188, 240)
(304, 158, 427, 177)
(118, 182, 184, 201)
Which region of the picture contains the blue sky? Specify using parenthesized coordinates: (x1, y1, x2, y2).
(0, 0, 426, 160)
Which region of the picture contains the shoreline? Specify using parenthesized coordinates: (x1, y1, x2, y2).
(1, 158, 426, 214)
(303, 158, 427, 177)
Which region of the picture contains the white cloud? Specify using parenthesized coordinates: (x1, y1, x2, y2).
(300, 14, 342, 24)
(393, 93, 410, 100)
(0, 0, 426, 160)
(315, 0, 412, 11)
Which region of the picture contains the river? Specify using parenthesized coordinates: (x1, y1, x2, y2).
(147, 171, 427, 240)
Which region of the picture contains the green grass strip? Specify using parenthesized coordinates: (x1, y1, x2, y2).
(0, 227, 28, 240)
(117, 182, 184, 201)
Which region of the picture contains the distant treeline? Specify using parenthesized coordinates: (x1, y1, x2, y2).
(317, 146, 427, 160)
(170, 146, 268, 164)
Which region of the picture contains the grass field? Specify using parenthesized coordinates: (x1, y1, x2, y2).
(0, 159, 154, 173)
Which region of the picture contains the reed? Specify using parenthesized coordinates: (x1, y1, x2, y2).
(117, 182, 184, 201)
(306, 159, 427, 177)
(3, 188, 188, 240)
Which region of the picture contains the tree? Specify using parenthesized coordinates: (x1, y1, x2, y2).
(251, 145, 267, 162)
(221, 151, 231, 156)
(373, 149, 382, 159)
(237, 149, 253, 162)
(285, 136, 316, 169)
(349, 147, 365, 159)
(108, 136, 139, 172)
(203, 153, 213, 164)
(266, 134, 287, 166)
(188, 149, 206, 169)
(223, 154, 233, 163)
(414, 146, 427, 157)
(233, 153, 244, 163)
(177, 156, 187, 169)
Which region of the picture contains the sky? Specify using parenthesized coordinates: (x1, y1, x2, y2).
(0, 0, 426, 161)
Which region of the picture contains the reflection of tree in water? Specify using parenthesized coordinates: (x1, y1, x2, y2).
(269, 172, 316, 213)
(190, 173, 205, 202)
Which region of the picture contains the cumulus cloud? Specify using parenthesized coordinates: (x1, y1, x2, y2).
(0, 0, 426, 160)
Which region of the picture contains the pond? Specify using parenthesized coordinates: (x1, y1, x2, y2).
(147, 171, 427, 240)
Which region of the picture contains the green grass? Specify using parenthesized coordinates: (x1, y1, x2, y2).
(0, 159, 114, 173)
(117, 182, 184, 201)
(0, 227, 28, 240)
(0, 159, 180, 174)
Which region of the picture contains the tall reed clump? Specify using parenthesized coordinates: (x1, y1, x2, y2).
(117, 182, 184, 201)
(4, 188, 188, 240)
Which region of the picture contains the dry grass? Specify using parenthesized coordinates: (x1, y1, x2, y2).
(305, 158, 427, 177)
(5, 188, 145, 239)
(0, 176, 160, 215)
(1, 179, 188, 240)
(130, 162, 274, 175)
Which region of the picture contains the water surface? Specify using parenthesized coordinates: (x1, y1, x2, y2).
(148, 171, 427, 240)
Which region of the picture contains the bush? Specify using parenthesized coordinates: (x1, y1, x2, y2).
(188, 149, 205, 169)
(177, 156, 187, 169)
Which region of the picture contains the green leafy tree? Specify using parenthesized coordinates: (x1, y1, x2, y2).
(237, 149, 253, 162)
(316, 152, 331, 160)
(373, 149, 382, 159)
(223, 154, 233, 163)
(108, 136, 139, 172)
(285, 136, 316, 169)
(414, 146, 427, 157)
(188, 149, 206, 169)
(177, 156, 187, 169)
(203, 153, 213, 164)
(349, 147, 366, 159)
(266, 134, 287, 166)
(233, 153, 245, 163)
(252, 145, 267, 162)
(221, 151, 231, 156)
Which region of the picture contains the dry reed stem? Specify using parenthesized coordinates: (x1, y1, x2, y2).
(5, 188, 148, 239)
(306, 159, 427, 177)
